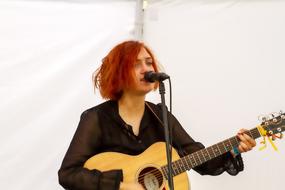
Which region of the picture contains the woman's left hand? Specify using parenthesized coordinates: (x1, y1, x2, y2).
(236, 128, 257, 153)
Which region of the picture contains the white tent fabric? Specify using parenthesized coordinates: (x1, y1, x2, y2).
(144, 0, 285, 190)
(0, 1, 136, 189)
(1, 0, 285, 190)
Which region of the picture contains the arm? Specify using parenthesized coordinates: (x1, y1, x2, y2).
(58, 110, 122, 190)
(169, 113, 245, 176)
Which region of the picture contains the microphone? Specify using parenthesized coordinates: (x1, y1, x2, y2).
(144, 71, 170, 82)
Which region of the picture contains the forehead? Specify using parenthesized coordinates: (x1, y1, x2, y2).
(137, 47, 151, 60)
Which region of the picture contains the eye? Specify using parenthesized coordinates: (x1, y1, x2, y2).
(145, 58, 153, 66)
(134, 61, 142, 68)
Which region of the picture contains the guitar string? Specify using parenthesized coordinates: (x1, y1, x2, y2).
(137, 138, 241, 181)
(137, 131, 263, 182)
(136, 142, 233, 180)
(137, 145, 248, 183)
(136, 161, 190, 182)
(137, 125, 284, 183)
(137, 139, 243, 181)
(137, 170, 164, 183)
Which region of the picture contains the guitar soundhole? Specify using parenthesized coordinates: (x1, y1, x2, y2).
(138, 167, 163, 190)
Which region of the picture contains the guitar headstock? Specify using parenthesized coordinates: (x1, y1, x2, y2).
(260, 111, 285, 136)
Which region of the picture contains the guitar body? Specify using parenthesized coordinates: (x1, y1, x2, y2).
(84, 113, 285, 189)
(84, 142, 190, 190)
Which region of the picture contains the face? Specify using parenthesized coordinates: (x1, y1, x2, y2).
(127, 47, 155, 96)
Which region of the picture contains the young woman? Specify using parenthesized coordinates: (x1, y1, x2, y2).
(58, 40, 256, 190)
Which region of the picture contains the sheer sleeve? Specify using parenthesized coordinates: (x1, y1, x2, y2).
(58, 110, 123, 190)
(169, 113, 244, 176)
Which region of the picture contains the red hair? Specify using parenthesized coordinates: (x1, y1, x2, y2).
(93, 40, 159, 100)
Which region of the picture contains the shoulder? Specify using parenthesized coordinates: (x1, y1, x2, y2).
(145, 101, 168, 114)
(145, 101, 179, 125)
(145, 101, 169, 121)
(81, 100, 116, 117)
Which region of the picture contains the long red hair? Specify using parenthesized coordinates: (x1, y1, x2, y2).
(93, 40, 159, 100)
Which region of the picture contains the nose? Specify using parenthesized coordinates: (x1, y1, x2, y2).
(141, 61, 153, 73)
(141, 63, 149, 72)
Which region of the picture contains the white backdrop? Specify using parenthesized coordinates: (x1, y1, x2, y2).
(1, 0, 284, 190)
(0, 0, 136, 189)
(144, 0, 285, 190)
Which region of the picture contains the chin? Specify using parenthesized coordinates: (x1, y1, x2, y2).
(135, 88, 152, 95)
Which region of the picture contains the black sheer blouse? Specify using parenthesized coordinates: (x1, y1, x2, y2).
(58, 101, 243, 190)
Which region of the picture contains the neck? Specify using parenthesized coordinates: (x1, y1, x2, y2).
(118, 93, 145, 115)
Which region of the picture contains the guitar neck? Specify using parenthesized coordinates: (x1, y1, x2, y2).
(161, 127, 261, 178)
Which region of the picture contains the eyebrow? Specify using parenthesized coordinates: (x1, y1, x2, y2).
(136, 57, 152, 61)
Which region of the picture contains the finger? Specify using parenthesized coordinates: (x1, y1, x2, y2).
(242, 134, 256, 147)
(238, 133, 249, 145)
(238, 144, 246, 153)
(239, 133, 256, 148)
(239, 142, 250, 152)
(238, 128, 247, 134)
(237, 129, 253, 146)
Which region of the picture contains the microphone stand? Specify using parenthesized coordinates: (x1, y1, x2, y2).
(159, 81, 174, 190)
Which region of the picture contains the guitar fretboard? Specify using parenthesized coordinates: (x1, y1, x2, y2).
(161, 127, 261, 178)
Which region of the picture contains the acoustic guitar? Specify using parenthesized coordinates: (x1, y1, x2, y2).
(84, 112, 285, 190)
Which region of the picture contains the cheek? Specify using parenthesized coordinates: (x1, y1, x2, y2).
(135, 67, 145, 79)
(150, 64, 156, 71)
(131, 71, 141, 86)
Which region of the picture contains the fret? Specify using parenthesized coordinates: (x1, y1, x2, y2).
(171, 163, 177, 175)
(183, 157, 191, 170)
(171, 159, 188, 176)
(233, 136, 239, 147)
(254, 129, 260, 138)
(176, 160, 184, 173)
(256, 129, 261, 138)
(248, 130, 254, 138)
(193, 151, 202, 165)
(228, 138, 234, 148)
(174, 165, 180, 175)
(205, 148, 211, 161)
(206, 147, 213, 160)
(188, 154, 197, 168)
(181, 158, 188, 171)
(220, 141, 228, 154)
(195, 150, 202, 163)
(251, 131, 257, 139)
(172, 167, 176, 177)
(177, 160, 184, 173)
(210, 145, 218, 157)
(201, 148, 210, 161)
(172, 162, 179, 175)
(176, 160, 186, 174)
(212, 144, 222, 156)
(225, 139, 233, 151)
(230, 137, 239, 148)
(251, 128, 261, 139)
(198, 149, 206, 163)
(217, 142, 226, 155)
(160, 126, 264, 177)
(221, 141, 228, 152)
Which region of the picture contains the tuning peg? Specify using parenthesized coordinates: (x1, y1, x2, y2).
(258, 115, 268, 122)
(271, 112, 280, 118)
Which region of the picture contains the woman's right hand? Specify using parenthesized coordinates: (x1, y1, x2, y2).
(120, 182, 145, 190)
